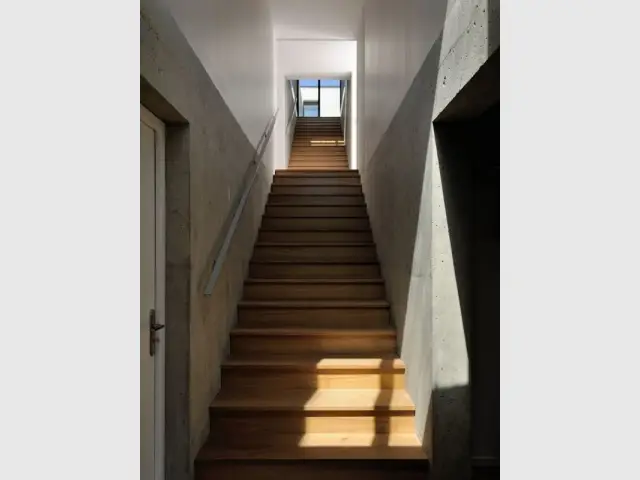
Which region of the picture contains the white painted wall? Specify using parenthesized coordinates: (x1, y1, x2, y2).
(164, 0, 275, 149)
(356, 18, 365, 172)
(274, 40, 358, 169)
(320, 87, 341, 117)
(361, 0, 448, 165)
(269, 0, 365, 40)
(284, 80, 297, 166)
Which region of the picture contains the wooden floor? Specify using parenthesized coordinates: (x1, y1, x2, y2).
(195, 117, 429, 479)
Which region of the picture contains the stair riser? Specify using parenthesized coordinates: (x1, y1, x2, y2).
(272, 186, 362, 196)
(252, 246, 376, 262)
(243, 283, 385, 301)
(274, 171, 359, 177)
(267, 195, 364, 206)
(258, 231, 373, 243)
(272, 177, 361, 186)
(196, 463, 427, 480)
(289, 157, 348, 161)
(288, 162, 349, 166)
(261, 217, 369, 230)
(230, 335, 396, 357)
(289, 154, 347, 158)
(249, 263, 381, 279)
(264, 206, 367, 217)
(221, 371, 405, 391)
(285, 167, 349, 170)
(209, 414, 415, 438)
(237, 307, 390, 328)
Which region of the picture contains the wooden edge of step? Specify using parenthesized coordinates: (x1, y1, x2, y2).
(196, 433, 429, 462)
(238, 300, 390, 309)
(249, 259, 379, 264)
(254, 242, 375, 247)
(230, 328, 396, 337)
(221, 357, 406, 372)
(210, 388, 415, 413)
(244, 278, 384, 284)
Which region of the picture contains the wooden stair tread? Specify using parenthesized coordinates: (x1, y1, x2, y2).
(232, 327, 395, 336)
(245, 278, 383, 284)
(212, 388, 415, 412)
(250, 260, 378, 264)
(197, 433, 426, 461)
(222, 357, 405, 371)
(255, 242, 374, 247)
(239, 300, 389, 308)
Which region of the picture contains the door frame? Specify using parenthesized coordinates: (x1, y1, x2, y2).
(141, 104, 166, 480)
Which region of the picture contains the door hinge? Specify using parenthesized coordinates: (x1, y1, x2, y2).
(149, 308, 164, 356)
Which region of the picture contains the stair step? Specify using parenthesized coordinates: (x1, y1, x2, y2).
(250, 262, 381, 279)
(272, 186, 361, 195)
(221, 357, 405, 390)
(230, 328, 397, 357)
(274, 170, 359, 176)
(285, 167, 350, 171)
(288, 162, 349, 166)
(273, 177, 361, 186)
(264, 205, 367, 217)
(209, 413, 415, 439)
(261, 217, 369, 231)
(211, 387, 414, 413)
(198, 433, 425, 461)
(238, 300, 390, 328)
(258, 230, 373, 243)
(244, 279, 385, 301)
(195, 461, 428, 480)
(253, 243, 376, 262)
(267, 194, 365, 206)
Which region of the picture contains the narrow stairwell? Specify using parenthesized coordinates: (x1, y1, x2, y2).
(195, 117, 429, 479)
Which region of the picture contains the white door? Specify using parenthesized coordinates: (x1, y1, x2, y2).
(140, 105, 166, 480)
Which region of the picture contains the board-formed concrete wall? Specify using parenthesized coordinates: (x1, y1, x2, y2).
(359, 0, 500, 478)
(140, 0, 275, 477)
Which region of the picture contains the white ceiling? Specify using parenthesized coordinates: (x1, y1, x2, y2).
(268, 0, 365, 40)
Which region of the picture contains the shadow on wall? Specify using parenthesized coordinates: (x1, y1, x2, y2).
(434, 98, 500, 477)
(362, 30, 446, 458)
(361, 3, 500, 479)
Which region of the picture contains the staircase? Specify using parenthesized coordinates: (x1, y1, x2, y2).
(195, 117, 429, 479)
(288, 117, 349, 170)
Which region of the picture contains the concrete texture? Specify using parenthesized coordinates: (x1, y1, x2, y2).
(140, 0, 275, 478)
(358, 0, 500, 478)
(435, 104, 500, 465)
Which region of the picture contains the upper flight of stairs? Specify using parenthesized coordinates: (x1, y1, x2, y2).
(195, 117, 429, 479)
(288, 117, 349, 170)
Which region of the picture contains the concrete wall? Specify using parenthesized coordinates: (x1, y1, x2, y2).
(358, 0, 500, 478)
(274, 40, 357, 169)
(435, 103, 500, 465)
(140, 0, 275, 477)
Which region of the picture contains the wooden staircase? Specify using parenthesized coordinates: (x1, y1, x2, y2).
(288, 117, 349, 170)
(195, 117, 429, 479)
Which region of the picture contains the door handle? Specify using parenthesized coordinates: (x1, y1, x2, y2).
(149, 309, 164, 356)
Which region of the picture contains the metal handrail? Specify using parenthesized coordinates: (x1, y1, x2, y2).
(204, 108, 279, 296)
